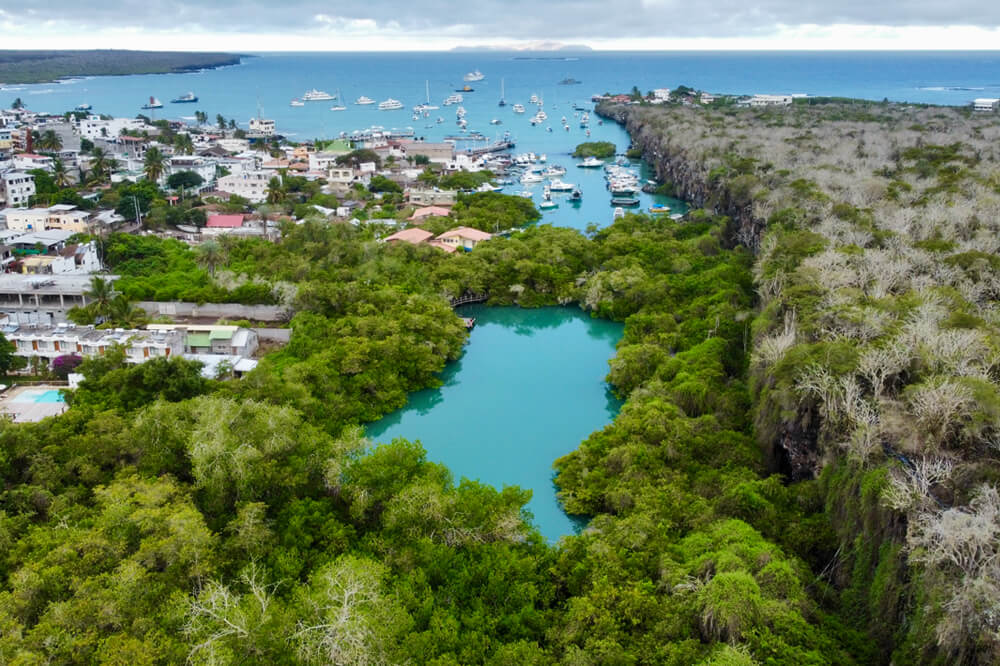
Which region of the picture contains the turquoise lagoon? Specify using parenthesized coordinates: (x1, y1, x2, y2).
(366, 306, 623, 541)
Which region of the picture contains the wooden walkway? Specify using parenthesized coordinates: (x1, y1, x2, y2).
(450, 293, 488, 307)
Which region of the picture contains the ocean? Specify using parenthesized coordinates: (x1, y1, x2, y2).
(3, 51, 1000, 230)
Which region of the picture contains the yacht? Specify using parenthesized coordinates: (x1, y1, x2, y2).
(535, 110, 547, 121)
(512, 103, 526, 114)
(542, 165, 566, 177)
(455, 106, 466, 118)
(141, 96, 163, 109)
(569, 188, 583, 202)
(378, 98, 404, 110)
(463, 69, 485, 82)
(355, 96, 376, 105)
(330, 89, 346, 110)
(548, 179, 575, 192)
(529, 93, 540, 105)
(75, 103, 91, 111)
(415, 81, 439, 111)
(578, 156, 603, 168)
(520, 172, 544, 184)
(171, 92, 198, 104)
(290, 98, 305, 107)
(443, 93, 463, 105)
(303, 89, 335, 102)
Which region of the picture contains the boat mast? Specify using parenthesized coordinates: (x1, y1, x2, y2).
(425, 80, 430, 104)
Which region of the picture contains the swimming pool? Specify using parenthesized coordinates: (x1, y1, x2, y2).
(10, 389, 66, 404)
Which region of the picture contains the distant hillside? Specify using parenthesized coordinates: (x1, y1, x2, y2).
(0, 50, 244, 84)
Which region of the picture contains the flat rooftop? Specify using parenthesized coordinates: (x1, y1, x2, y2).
(0, 274, 119, 296)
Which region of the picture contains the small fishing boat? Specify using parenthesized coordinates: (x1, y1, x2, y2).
(611, 196, 641, 207)
(171, 92, 198, 103)
(649, 204, 671, 214)
(512, 103, 526, 113)
(455, 85, 474, 93)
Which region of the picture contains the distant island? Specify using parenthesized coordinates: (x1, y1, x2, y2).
(0, 50, 245, 84)
(451, 42, 592, 53)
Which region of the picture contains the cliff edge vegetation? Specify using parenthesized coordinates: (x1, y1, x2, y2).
(599, 97, 1000, 664)
(0, 50, 244, 84)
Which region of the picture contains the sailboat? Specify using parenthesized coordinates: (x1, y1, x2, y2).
(414, 80, 439, 112)
(498, 78, 506, 107)
(330, 88, 347, 111)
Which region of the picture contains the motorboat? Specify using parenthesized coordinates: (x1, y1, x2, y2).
(290, 98, 305, 107)
(141, 96, 163, 109)
(577, 156, 604, 168)
(330, 104, 347, 111)
(611, 196, 641, 206)
(443, 94, 463, 106)
(75, 103, 91, 111)
(613, 207, 625, 220)
(455, 85, 474, 93)
(456, 106, 466, 117)
(569, 188, 583, 202)
(464, 70, 485, 82)
(649, 204, 671, 214)
(548, 179, 575, 192)
(542, 165, 566, 177)
(303, 89, 335, 102)
(171, 92, 198, 103)
(490, 118, 502, 125)
(539, 199, 558, 210)
(378, 98, 404, 110)
(538, 154, 547, 163)
(512, 104, 526, 114)
(529, 93, 540, 105)
(355, 96, 376, 105)
(520, 172, 544, 184)
(559, 78, 582, 85)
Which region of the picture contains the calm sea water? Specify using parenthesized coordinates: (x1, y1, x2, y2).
(5, 51, 999, 229)
(366, 306, 623, 541)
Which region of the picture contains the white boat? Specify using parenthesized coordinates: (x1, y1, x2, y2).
(498, 78, 506, 107)
(455, 106, 466, 117)
(75, 103, 91, 111)
(512, 104, 526, 114)
(414, 81, 440, 112)
(443, 93, 463, 106)
(290, 98, 305, 107)
(613, 207, 625, 219)
(378, 98, 404, 110)
(520, 172, 544, 184)
(141, 96, 163, 109)
(529, 93, 540, 105)
(464, 69, 485, 82)
(330, 89, 346, 110)
(490, 119, 502, 125)
(540, 199, 558, 210)
(303, 89, 335, 102)
(518, 190, 533, 198)
(535, 110, 547, 121)
(539, 154, 547, 163)
(542, 165, 566, 177)
(549, 179, 575, 191)
(578, 156, 604, 168)
(355, 96, 376, 105)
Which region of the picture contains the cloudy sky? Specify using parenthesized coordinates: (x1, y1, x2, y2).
(2, 1, 1000, 50)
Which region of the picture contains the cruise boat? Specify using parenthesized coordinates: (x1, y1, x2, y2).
(512, 103, 526, 113)
(378, 98, 404, 110)
(141, 96, 163, 109)
(303, 89, 335, 102)
(355, 96, 376, 105)
(548, 179, 575, 192)
(290, 98, 305, 107)
(577, 156, 603, 168)
(171, 92, 198, 104)
(463, 69, 485, 82)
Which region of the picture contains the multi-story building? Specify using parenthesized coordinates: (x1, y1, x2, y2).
(247, 117, 275, 137)
(216, 170, 274, 202)
(77, 115, 146, 141)
(5, 205, 90, 233)
(0, 171, 36, 207)
(166, 156, 216, 189)
(146, 324, 259, 357)
(0, 273, 118, 325)
(5, 323, 184, 365)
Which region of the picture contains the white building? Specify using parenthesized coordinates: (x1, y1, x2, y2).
(308, 152, 347, 173)
(77, 116, 146, 141)
(12, 154, 53, 172)
(166, 156, 216, 188)
(973, 98, 1000, 112)
(0, 171, 36, 207)
(652, 88, 672, 103)
(749, 94, 793, 107)
(0, 273, 118, 325)
(217, 170, 273, 203)
(6, 323, 184, 365)
(700, 93, 717, 104)
(248, 117, 275, 137)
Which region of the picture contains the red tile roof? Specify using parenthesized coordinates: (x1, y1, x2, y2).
(205, 214, 245, 228)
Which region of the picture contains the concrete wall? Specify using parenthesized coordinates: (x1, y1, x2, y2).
(138, 301, 290, 322)
(254, 328, 292, 343)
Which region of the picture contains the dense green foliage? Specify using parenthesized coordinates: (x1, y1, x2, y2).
(0, 50, 242, 84)
(572, 141, 616, 158)
(0, 210, 871, 662)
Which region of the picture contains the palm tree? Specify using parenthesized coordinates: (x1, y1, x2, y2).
(107, 294, 149, 329)
(195, 240, 225, 277)
(88, 147, 108, 183)
(37, 129, 63, 152)
(51, 158, 70, 188)
(143, 147, 165, 183)
(266, 177, 286, 204)
(174, 133, 194, 155)
(84, 277, 116, 321)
